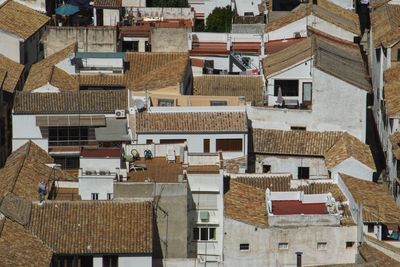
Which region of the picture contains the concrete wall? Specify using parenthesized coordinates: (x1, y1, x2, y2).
(330, 157, 374, 181)
(136, 133, 247, 160)
(15, 0, 46, 12)
(309, 14, 357, 42)
(114, 182, 189, 259)
(255, 154, 328, 179)
(0, 32, 22, 63)
(151, 28, 190, 52)
(224, 218, 358, 267)
(80, 157, 121, 172)
(12, 114, 48, 151)
(79, 174, 114, 200)
(43, 26, 117, 57)
(103, 9, 120, 26)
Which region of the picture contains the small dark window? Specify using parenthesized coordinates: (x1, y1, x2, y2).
(274, 80, 299, 96)
(376, 48, 381, 62)
(290, 126, 306, 131)
(216, 139, 242, 152)
(368, 224, 374, 233)
(397, 49, 400, 61)
(240, 243, 250, 250)
(346, 241, 354, 248)
(298, 167, 310, 179)
(107, 193, 113, 200)
(210, 100, 227, 106)
(200, 228, 208, 240)
(262, 164, 271, 173)
(146, 139, 153, 144)
(103, 255, 118, 267)
(158, 99, 174, 107)
(160, 139, 186, 144)
(91, 193, 99, 200)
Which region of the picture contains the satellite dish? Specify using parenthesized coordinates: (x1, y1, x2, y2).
(135, 99, 145, 111)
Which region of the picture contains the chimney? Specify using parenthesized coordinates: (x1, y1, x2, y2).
(296, 252, 303, 267)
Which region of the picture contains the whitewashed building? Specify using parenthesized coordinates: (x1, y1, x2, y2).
(253, 36, 371, 142)
(265, 0, 360, 43)
(223, 175, 358, 267)
(135, 108, 248, 160)
(252, 129, 376, 181)
(0, 1, 49, 73)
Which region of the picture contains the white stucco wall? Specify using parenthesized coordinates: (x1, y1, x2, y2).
(326, 0, 354, 9)
(0, 30, 21, 63)
(12, 114, 48, 151)
(308, 14, 357, 43)
(79, 174, 114, 200)
(256, 155, 328, 179)
(266, 18, 307, 41)
(136, 133, 247, 160)
(224, 218, 358, 267)
(119, 256, 152, 267)
(80, 157, 121, 172)
(103, 9, 120, 26)
(330, 157, 374, 181)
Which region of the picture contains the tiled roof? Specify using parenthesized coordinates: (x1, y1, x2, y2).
(0, 1, 49, 40)
(186, 165, 220, 173)
(262, 37, 312, 77)
(0, 141, 75, 200)
(234, 176, 346, 202)
(340, 174, 400, 225)
(0, 55, 24, 93)
(370, 0, 392, 8)
(93, 0, 122, 7)
(78, 74, 125, 86)
(0, 219, 53, 267)
(50, 67, 79, 91)
(325, 133, 376, 170)
(0, 193, 31, 226)
(125, 52, 189, 91)
(371, 4, 400, 48)
(23, 43, 77, 92)
(383, 65, 400, 116)
(136, 111, 248, 133)
(262, 36, 371, 91)
(266, 0, 360, 35)
(252, 128, 342, 156)
(314, 36, 371, 92)
(28, 201, 153, 254)
(224, 181, 268, 227)
(390, 132, 400, 160)
(358, 242, 400, 266)
(193, 75, 265, 106)
(14, 90, 127, 114)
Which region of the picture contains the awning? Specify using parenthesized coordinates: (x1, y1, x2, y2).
(95, 117, 131, 141)
(36, 115, 106, 127)
(55, 4, 80, 16)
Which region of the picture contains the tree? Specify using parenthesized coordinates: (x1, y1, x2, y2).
(205, 6, 233, 33)
(150, 0, 188, 7)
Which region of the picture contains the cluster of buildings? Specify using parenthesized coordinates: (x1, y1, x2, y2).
(1, 0, 400, 266)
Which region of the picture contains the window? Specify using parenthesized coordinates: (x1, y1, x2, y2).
(346, 241, 354, 248)
(103, 255, 118, 267)
(158, 99, 174, 107)
(146, 139, 153, 144)
(298, 167, 310, 179)
(274, 80, 299, 96)
(216, 139, 242, 152)
(53, 156, 79, 170)
(193, 227, 216, 241)
(210, 100, 227, 106)
(262, 164, 271, 173)
(397, 49, 400, 61)
(91, 193, 99, 200)
(107, 193, 113, 200)
(376, 48, 381, 63)
(317, 242, 327, 250)
(278, 242, 288, 250)
(48, 126, 89, 146)
(160, 139, 186, 144)
(203, 139, 210, 153)
(240, 243, 250, 250)
(368, 224, 374, 233)
(291, 126, 306, 131)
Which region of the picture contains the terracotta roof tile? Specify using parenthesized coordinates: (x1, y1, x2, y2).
(0, 1, 49, 40)
(78, 74, 125, 87)
(50, 67, 79, 91)
(371, 4, 400, 48)
(193, 75, 265, 106)
(28, 201, 153, 254)
(266, 1, 360, 35)
(14, 90, 127, 114)
(341, 174, 400, 225)
(186, 165, 220, 173)
(23, 43, 77, 92)
(94, 0, 122, 8)
(325, 133, 376, 170)
(125, 52, 189, 91)
(0, 55, 24, 93)
(383, 64, 400, 116)
(358, 242, 400, 266)
(0, 141, 76, 200)
(136, 111, 248, 133)
(0, 219, 53, 267)
(252, 128, 342, 156)
(390, 132, 400, 160)
(224, 181, 268, 227)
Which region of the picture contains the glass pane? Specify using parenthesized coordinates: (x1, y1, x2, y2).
(209, 228, 216, 240)
(303, 83, 312, 101)
(200, 228, 208, 240)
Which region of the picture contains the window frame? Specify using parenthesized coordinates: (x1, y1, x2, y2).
(91, 193, 99, 200)
(274, 80, 299, 97)
(278, 242, 289, 250)
(240, 243, 250, 251)
(346, 241, 354, 248)
(192, 227, 217, 241)
(317, 242, 328, 250)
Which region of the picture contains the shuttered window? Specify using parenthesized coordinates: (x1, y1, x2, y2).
(216, 139, 242, 152)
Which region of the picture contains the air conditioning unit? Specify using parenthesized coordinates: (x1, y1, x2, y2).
(200, 211, 210, 222)
(115, 109, 126, 118)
